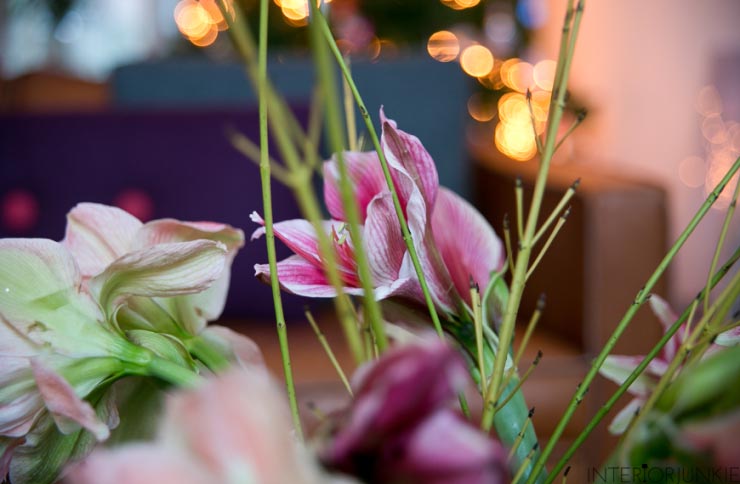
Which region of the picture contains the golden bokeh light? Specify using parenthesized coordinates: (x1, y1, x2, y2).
(702, 114, 728, 145)
(678, 156, 706, 188)
(495, 121, 538, 161)
(460, 45, 494, 78)
(502, 60, 534, 93)
(427, 31, 460, 63)
(174, 0, 231, 47)
(441, 0, 480, 10)
(533, 60, 557, 91)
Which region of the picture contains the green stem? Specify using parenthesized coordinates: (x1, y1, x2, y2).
(314, 11, 445, 339)
(545, 244, 740, 481)
(309, 3, 388, 352)
(141, 356, 201, 388)
(219, 0, 365, 363)
(528, 155, 740, 483)
(255, 0, 303, 440)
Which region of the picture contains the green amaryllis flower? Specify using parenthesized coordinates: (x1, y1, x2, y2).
(0, 204, 251, 484)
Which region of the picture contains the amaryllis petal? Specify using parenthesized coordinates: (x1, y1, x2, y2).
(89, 240, 227, 319)
(600, 356, 654, 397)
(431, 187, 505, 306)
(323, 151, 388, 222)
(715, 326, 740, 346)
(251, 213, 323, 266)
(30, 360, 109, 441)
(0, 437, 23, 481)
(197, 326, 266, 370)
(0, 240, 113, 356)
(62, 203, 142, 278)
(380, 409, 508, 484)
(363, 193, 407, 286)
(608, 398, 643, 435)
(648, 295, 681, 361)
(380, 108, 439, 211)
(132, 220, 245, 335)
(64, 445, 212, 484)
(254, 256, 362, 298)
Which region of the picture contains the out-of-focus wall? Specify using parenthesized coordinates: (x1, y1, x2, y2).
(535, 0, 740, 308)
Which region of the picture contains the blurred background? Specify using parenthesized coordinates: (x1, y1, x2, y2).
(1, 0, 739, 466)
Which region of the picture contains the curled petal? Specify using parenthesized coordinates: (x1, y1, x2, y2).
(62, 203, 142, 278)
(431, 188, 505, 306)
(251, 213, 323, 267)
(30, 360, 109, 441)
(89, 240, 227, 318)
(323, 151, 388, 223)
(363, 193, 407, 287)
(380, 108, 439, 211)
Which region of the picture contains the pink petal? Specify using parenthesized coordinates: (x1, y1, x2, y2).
(716, 326, 740, 346)
(198, 326, 266, 370)
(380, 108, 439, 211)
(64, 445, 211, 484)
(323, 151, 388, 222)
(251, 213, 323, 267)
(363, 193, 407, 287)
(0, 437, 24, 481)
(608, 398, 643, 435)
(254, 256, 362, 298)
(30, 359, 109, 441)
(62, 203, 142, 278)
(431, 187, 505, 307)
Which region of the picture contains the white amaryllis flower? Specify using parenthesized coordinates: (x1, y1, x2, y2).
(0, 203, 252, 484)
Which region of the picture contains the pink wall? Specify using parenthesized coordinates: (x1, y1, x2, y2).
(534, 0, 740, 308)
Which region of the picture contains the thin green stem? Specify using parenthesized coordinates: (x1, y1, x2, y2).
(553, 109, 587, 154)
(532, 179, 579, 246)
(514, 294, 545, 368)
(516, 177, 525, 240)
(703, 173, 740, 313)
(471, 283, 486, 396)
(342, 57, 358, 152)
(306, 309, 353, 396)
(496, 351, 541, 412)
(483, 3, 585, 444)
(315, 11, 445, 339)
(544, 244, 740, 482)
(525, 91, 544, 155)
(309, 4, 388, 352)
(219, 0, 365, 363)
(143, 356, 201, 388)
(527, 208, 571, 280)
(530, 155, 740, 484)
(254, 0, 302, 440)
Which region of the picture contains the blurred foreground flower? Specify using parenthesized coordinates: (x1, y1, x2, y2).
(252, 109, 504, 318)
(66, 368, 349, 484)
(320, 338, 509, 484)
(600, 295, 739, 434)
(0, 204, 251, 483)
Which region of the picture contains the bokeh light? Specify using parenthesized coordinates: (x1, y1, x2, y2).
(427, 31, 460, 63)
(441, 0, 481, 10)
(533, 59, 556, 91)
(460, 45, 494, 78)
(696, 85, 723, 117)
(467, 93, 497, 122)
(174, 0, 229, 47)
(678, 156, 706, 188)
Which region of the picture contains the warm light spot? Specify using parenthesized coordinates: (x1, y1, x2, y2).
(427, 31, 460, 63)
(696, 85, 723, 117)
(498, 93, 528, 122)
(678, 156, 706, 188)
(368, 36, 382, 61)
(200, 0, 232, 31)
(467, 93, 497, 122)
(441, 0, 480, 10)
(460, 45, 494, 78)
(705, 151, 738, 210)
(190, 24, 218, 46)
(504, 61, 534, 93)
(495, 121, 537, 161)
(533, 59, 556, 91)
(702, 115, 727, 145)
(1, 189, 39, 233)
(175, 1, 212, 39)
(728, 122, 740, 153)
(282, 2, 309, 21)
(531, 90, 551, 121)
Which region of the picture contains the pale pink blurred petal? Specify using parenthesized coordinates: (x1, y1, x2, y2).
(62, 203, 142, 278)
(198, 325, 265, 369)
(648, 295, 681, 360)
(89, 240, 227, 317)
(608, 398, 643, 435)
(64, 445, 211, 484)
(600, 356, 653, 397)
(323, 151, 388, 222)
(30, 359, 109, 441)
(681, 410, 740, 467)
(432, 187, 505, 306)
(0, 437, 24, 481)
(715, 325, 740, 346)
(380, 108, 439, 211)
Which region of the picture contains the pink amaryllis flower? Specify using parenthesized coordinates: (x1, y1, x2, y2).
(65, 368, 352, 484)
(253, 110, 504, 317)
(320, 338, 508, 484)
(599, 295, 739, 434)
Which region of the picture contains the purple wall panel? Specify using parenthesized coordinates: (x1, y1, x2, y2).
(0, 109, 320, 320)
